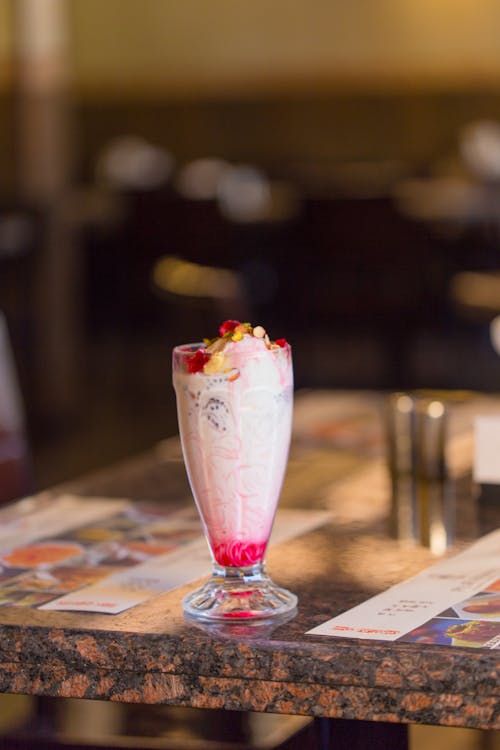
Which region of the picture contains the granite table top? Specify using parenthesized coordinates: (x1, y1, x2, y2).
(0, 391, 497, 731)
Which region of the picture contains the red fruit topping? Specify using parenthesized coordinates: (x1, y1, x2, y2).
(219, 319, 241, 337)
(187, 348, 210, 373)
(275, 338, 288, 348)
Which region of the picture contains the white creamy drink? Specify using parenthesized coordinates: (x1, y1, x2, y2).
(173, 322, 293, 568)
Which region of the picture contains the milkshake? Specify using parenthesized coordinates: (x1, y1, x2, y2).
(173, 320, 297, 621)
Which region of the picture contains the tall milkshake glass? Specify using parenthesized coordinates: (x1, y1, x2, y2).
(173, 330, 297, 621)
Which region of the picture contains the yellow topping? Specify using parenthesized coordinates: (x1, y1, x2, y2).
(203, 352, 226, 374)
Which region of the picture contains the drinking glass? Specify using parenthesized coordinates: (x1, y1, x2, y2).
(173, 341, 297, 621)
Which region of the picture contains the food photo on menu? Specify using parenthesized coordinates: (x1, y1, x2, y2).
(307, 529, 500, 649)
(0, 502, 204, 610)
(397, 583, 500, 648)
(439, 589, 500, 619)
(399, 618, 500, 648)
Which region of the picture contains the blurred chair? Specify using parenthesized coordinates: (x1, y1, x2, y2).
(298, 196, 440, 386)
(460, 119, 500, 183)
(175, 157, 231, 201)
(95, 135, 174, 192)
(216, 164, 299, 225)
(0, 312, 33, 504)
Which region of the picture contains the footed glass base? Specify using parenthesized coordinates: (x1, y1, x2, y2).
(182, 562, 297, 622)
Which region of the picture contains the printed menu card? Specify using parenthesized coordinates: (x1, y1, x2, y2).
(0, 494, 330, 614)
(308, 528, 500, 649)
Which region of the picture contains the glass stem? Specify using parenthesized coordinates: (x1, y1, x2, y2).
(212, 561, 267, 582)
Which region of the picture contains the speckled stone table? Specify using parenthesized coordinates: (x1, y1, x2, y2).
(0, 392, 498, 749)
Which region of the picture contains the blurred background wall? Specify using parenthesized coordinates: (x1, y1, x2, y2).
(2, 1, 500, 162)
(2, 0, 500, 487)
(42, 1, 500, 95)
(72, 1, 500, 169)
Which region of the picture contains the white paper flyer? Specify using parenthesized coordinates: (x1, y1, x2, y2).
(307, 529, 500, 649)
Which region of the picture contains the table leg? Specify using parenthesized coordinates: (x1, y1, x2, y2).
(315, 718, 409, 750)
